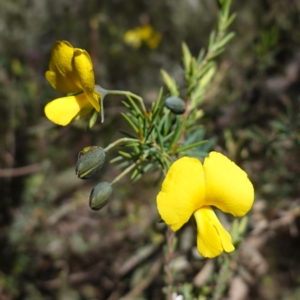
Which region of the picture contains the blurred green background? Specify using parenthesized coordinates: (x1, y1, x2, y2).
(1, 0, 300, 299)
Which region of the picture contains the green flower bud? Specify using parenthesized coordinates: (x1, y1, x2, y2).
(89, 182, 113, 210)
(76, 146, 105, 179)
(165, 97, 186, 115)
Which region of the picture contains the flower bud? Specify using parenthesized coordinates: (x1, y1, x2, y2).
(165, 97, 186, 115)
(89, 182, 113, 210)
(75, 146, 105, 179)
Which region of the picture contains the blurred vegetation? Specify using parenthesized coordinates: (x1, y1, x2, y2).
(1, 0, 300, 299)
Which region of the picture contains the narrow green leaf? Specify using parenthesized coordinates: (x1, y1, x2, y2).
(132, 172, 142, 183)
(132, 144, 139, 154)
(175, 140, 208, 153)
(208, 30, 216, 51)
(168, 117, 187, 150)
(184, 126, 205, 145)
(127, 96, 143, 118)
(121, 113, 138, 133)
(87, 109, 98, 129)
(226, 13, 236, 28)
(143, 163, 153, 173)
(119, 130, 137, 139)
(123, 98, 144, 130)
(215, 32, 235, 49)
(162, 131, 174, 143)
(152, 88, 164, 117)
(185, 150, 208, 158)
(158, 108, 170, 132)
(144, 124, 155, 142)
(109, 156, 124, 164)
(161, 156, 172, 170)
(134, 114, 144, 136)
(190, 87, 205, 107)
(163, 111, 173, 136)
(132, 163, 154, 183)
(152, 99, 165, 124)
(123, 142, 140, 148)
(131, 167, 139, 180)
(155, 125, 164, 151)
(190, 57, 196, 76)
(142, 113, 147, 138)
(118, 151, 132, 158)
(182, 42, 192, 71)
(122, 100, 131, 109)
(196, 61, 214, 80)
(196, 48, 205, 65)
(117, 161, 130, 169)
(186, 124, 204, 134)
(160, 69, 179, 97)
(198, 65, 216, 88)
(208, 47, 225, 60)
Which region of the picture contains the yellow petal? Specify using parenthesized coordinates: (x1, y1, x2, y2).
(156, 157, 206, 231)
(46, 40, 81, 94)
(123, 30, 142, 48)
(146, 32, 162, 49)
(44, 93, 93, 126)
(137, 25, 153, 40)
(194, 206, 234, 258)
(73, 49, 100, 112)
(203, 152, 254, 217)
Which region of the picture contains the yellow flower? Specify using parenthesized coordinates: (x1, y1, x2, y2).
(156, 152, 254, 258)
(146, 31, 162, 49)
(123, 29, 142, 48)
(123, 25, 161, 49)
(45, 40, 100, 126)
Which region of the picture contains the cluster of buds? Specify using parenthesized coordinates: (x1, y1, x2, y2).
(76, 146, 112, 210)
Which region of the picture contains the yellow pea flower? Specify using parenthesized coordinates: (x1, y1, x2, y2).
(45, 40, 100, 126)
(123, 29, 142, 48)
(156, 152, 254, 258)
(146, 31, 162, 49)
(123, 25, 161, 49)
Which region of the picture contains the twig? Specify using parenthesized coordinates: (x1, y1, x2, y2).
(0, 163, 41, 177)
(110, 153, 148, 185)
(106, 89, 146, 113)
(164, 227, 177, 300)
(118, 243, 161, 276)
(120, 257, 162, 300)
(251, 205, 300, 236)
(104, 137, 139, 153)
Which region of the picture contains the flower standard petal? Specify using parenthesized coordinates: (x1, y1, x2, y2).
(203, 152, 254, 217)
(46, 40, 81, 94)
(156, 157, 206, 231)
(44, 93, 93, 126)
(194, 206, 235, 258)
(73, 49, 100, 112)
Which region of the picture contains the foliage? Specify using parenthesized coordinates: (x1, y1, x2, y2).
(1, 0, 300, 299)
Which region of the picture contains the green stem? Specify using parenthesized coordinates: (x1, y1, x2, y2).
(106, 90, 146, 113)
(110, 153, 148, 186)
(104, 137, 139, 153)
